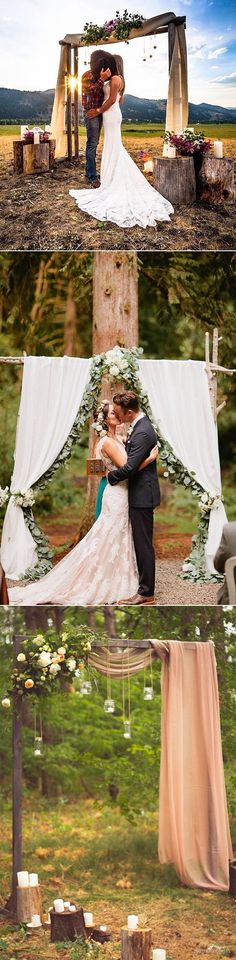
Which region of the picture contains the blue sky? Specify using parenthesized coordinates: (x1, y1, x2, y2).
(0, 0, 235, 106)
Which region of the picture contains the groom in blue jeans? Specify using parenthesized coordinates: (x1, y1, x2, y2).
(82, 52, 105, 185)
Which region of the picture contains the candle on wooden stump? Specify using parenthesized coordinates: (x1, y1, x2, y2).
(17, 871, 29, 887)
(84, 911, 93, 925)
(54, 899, 64, 913)
(153, 950, 166, 960)
(29, 873, 38, 886)
(167, 145, 176, 159)
(20, 126, 28, 140)
(34, 132, 40, 144)
(127, 915, 138, 930)
(144, 160, 154, 173)
(163, 142, 169, 157)
(100, 925, 107, 931)
(63, 901, 70, 908)
(69, 905, 76, 913)
(213, 140, 223, 159)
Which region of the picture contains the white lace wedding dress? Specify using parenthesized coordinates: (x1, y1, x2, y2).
(9, 438, 138, 606)
(69, 82, 174, 228)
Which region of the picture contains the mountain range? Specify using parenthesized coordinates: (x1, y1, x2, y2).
(0, 87, 235, 124)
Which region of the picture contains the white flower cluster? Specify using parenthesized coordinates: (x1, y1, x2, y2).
(104, 346, 129, 379)
(0, 486, 9, 507)
(199, 492, 223, 516)
(92, 409, 105, 435)
(14, 488, 35, 508)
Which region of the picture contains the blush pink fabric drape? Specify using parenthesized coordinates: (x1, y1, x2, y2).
(158, 640, 233, 890)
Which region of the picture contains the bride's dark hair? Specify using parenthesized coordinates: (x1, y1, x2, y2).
(90, 50, 118, 82)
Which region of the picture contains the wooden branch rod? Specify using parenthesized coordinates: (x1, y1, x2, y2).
(0, 357, 235, 375)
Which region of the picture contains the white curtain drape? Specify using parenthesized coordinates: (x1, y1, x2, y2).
(51, 45, 68, 159)
(165, 23, 188, 138)
(138, 359, 227, 570)
(1, 356, 92, 579)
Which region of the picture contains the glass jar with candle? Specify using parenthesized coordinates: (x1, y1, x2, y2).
(104, 698, 115, 713)
(124, 720, 131, 739)
(144, 686, 154, 701)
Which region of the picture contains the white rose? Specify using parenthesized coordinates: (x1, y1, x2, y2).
(163, 471, 169, 478)
(33, 635, 44, 645)
(58, 647, 66, 655)
(109, 364, 120, 377)
(17, 653, 26, 662)
(119, 359, 128, 370)
(200, 493, 209, 504)
(67, 658, 76, 672)
(96, 424, 102, 432)
(38, 651, 51, 667)
(49, 663, 61, 675)
(2, 697, 11, 708)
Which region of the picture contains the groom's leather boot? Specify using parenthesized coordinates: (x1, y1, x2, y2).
(117, 593, 155, 605)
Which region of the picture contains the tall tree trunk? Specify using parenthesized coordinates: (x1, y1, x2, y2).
(64, 281, 77, 356)
(87, 252, 139, 513)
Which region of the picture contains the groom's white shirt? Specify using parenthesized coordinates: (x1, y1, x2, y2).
(129, 412, 145, 434)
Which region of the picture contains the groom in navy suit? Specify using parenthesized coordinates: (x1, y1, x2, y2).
(108, 391, 160, 604)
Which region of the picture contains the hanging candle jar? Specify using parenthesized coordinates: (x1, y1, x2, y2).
(80, 680, 92, 696)
(144, 686, 154, 701)
(34, 736, 42, 757)
(123, 720, 131, 739)
(104, 698, 115, 714)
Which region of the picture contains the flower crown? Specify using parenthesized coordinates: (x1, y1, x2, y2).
(92, 400, 109, 436)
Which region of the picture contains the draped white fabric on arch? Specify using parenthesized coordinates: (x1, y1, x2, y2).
(1, 356, 92, 580)
(138, 359, 227, 570)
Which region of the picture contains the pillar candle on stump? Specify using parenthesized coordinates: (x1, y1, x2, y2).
(213, 140, 223, 159)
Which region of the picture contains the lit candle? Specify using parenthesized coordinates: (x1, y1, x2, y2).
(213, 140, 223, 159)
(152, 950, 166, 960)
(54, 899, 64, 913)
(34, 132, 40, 145)
(84, 912, 93, 925)
(31, 914, 41, 928)
(69, 905, 76, 913)
(29, 873, 38, 886)
(167, 145, 176, 159)
(100, 925, 107, 931)
(128, 915, 138, 930)
(17, 871, 29, 888)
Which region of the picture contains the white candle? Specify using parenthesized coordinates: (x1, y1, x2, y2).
(34, 132, 40, 145)
(31, 914, 41, 928)
(128, 915, 138, 930)
(17, 871, 29, 888)
(47, 911, 51, 923)
(20, 126, 28, 140)
(100, 925, 107, 931)
(163, 142, 169, 157)
(69, 905, 76, 913)
(168, 145, 176, 159)
(45, 125, 51, 132)
(84, 912, 93, 925)
(144, 160, 154, 173)
(29, 873, 38, 886)
(54, 899, 64, 913)
(213, 140, 223, 159)
(152, 950, 166, 960)
(63, 901, 70, 908)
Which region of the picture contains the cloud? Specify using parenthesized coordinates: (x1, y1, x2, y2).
(208, 46, 227, 59)
(211, 70, 236, 85)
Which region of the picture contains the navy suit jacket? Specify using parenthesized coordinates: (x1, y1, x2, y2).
(108, 415, 161, 508)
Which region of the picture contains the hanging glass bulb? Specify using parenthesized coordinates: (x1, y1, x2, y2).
(104, 698, 115, 714)
(34, 736, 42, 757)
(80, 680, 92, 696)
(144, 686, 154, 701)
(123, 720, 131, 739)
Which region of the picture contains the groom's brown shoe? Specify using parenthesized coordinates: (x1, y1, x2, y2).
(117, 594, 156, 606)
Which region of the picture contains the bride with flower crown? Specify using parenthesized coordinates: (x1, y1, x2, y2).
(9, 401, 158, 607)
(69, 51, 173, 229)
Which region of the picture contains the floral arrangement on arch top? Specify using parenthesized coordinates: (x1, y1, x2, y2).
(1, 625, 101, 704)
(81, 10, 145, 45)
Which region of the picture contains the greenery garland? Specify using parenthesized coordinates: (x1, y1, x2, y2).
(3, 346, 223, 583)
(81, 10, 145, 45)
(1, 624, 102, 703)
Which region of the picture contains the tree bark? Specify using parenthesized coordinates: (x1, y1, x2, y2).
(121, 927, 152, 960)
(23, 143, 49, 175)
(154, 157, 196, 207)
(64, 282, 77, 355)
(196, 156, 235, 204)
(17, 885, 42, 923)
(51, 907, 86, 942)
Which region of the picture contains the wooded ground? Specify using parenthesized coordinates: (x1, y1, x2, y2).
(0, 606, 235, 960)
(0, 127, 235, 251)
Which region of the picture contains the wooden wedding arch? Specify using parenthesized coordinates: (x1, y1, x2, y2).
(51, 11, 188, 160)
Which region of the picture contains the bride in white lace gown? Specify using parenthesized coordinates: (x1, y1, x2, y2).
(9, 403, 158, 607)
(69, 53, 173, 229)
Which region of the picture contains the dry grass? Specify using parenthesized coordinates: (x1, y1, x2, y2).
(0, 134, 235, 251)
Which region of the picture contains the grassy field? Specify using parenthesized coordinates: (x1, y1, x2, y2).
(0, 796, 235, 960)
(0, 122, 236, 139)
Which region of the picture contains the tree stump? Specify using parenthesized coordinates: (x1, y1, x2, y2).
(153, 157, 196, 207)
(121, 926, 152, 960)
(50, 907, 86, 942)
(196, 156, 235, 204)
(49, 139, 56, 168)
(23, 142, 50, 175)
(13, 141, 24, 173)
(17, 885, 42, 923)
